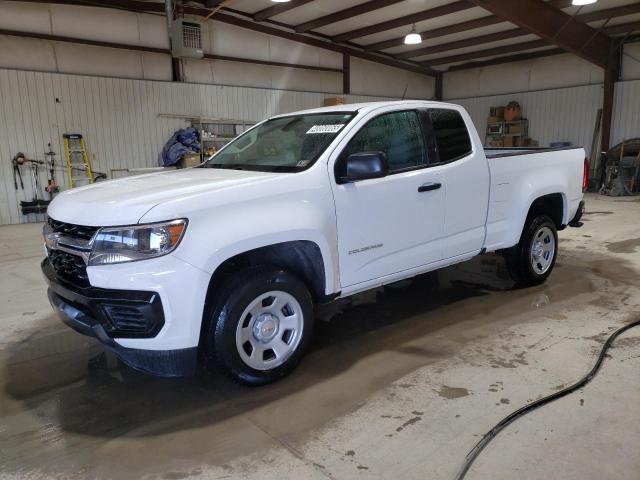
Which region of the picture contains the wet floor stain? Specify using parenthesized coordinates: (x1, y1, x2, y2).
(0, 251, 637, 479)
(395, 414, 423, 432)
(161, 468, 202, 480)
(438, 385, 470, 399)
(606, 237, 640, 254)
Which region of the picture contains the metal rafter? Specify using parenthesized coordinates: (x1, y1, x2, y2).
(398, 28, 522, 59)
(253, 0, 315, 22)
(423, 21, 640, 71)
(332, 0, 474, 43)
(466, 0, 616, 68)
(423, 39, 550, 66)
(295, 0, 405, 33)
(445, 21, 640, 71)
(447, 48, 566, 71)
(12, 0, 437, 76)
(363, 0, 573, 52)
(398, 2, 640, 60)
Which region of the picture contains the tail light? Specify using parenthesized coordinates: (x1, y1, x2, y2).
(582, 157, 589, 192)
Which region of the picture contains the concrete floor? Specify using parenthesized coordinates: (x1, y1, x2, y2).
(0, 193, 639, 480)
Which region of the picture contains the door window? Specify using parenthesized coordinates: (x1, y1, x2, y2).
(341, 110, 426, 173)
(428, 109, 472, 163)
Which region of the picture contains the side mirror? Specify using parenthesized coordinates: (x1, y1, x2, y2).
(335, 152, 388, 184)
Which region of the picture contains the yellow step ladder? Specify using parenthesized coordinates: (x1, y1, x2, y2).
(63, 134, 94, 188)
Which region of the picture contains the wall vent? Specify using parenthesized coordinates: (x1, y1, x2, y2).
(171, 19, 204, 59)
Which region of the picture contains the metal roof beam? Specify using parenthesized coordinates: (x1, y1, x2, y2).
(364, 0, 572, 52)
(13, 0, 437, 76)
(423, 39, 549, 66)
(332, 0, 474, 43)
(467, 0, 617, 68)
(253, 0, 315, 22)
(399, 2, 640, 60)
(295, 0, 404, 33)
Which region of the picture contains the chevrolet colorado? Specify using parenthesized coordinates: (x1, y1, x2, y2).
(43, 101, 587, 384)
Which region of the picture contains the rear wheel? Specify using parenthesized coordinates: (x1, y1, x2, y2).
(203, 266, 314, 385)
(503, 215, 558, 287)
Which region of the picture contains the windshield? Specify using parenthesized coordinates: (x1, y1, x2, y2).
(202, 112, 355, 172)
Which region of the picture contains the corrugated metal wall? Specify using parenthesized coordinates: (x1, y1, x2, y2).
(452, 79, 640, 159)
(2, 68, 639, 227)
(0, 68, 392, 226)
(450, 84, 604, 156)
(612, 79, 640, 147)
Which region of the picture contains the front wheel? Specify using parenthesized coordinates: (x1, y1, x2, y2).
(503, 215, 558, 287)
(204, 267, 314, 385)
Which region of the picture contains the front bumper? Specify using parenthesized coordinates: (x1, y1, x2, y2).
(42, 259, 197, 377)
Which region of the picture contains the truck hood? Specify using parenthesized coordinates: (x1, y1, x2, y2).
(47, 168, 280, 226)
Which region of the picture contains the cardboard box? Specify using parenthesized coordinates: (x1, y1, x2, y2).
(488, 139, 504, 148)
(488, 116, 501, 123)
(323, 97, 346, 106)
(507, 123, 523, 135)
(503, 136, 514, 148)
(490, 106, 505, 119)
(178, 153, 201, 168)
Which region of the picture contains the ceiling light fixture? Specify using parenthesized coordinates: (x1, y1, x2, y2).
(572, 0, 597, 5)
(270, 0, 291, 3)
(404, 24, 422, 45)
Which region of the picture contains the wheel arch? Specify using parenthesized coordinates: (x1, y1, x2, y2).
(503, 191, 566, 249)
(198, 240, 329, 348)
(525, 192, 565, 229)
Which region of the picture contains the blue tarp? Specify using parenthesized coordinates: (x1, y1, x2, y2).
(159, 127, 200, 166)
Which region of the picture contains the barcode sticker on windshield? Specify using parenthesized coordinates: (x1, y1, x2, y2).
(306, 124, 344, 134)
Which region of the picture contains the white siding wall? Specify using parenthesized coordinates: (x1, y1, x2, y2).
(443, 43, 640, 101)
(350, 57, 435, 99)
(0, 68, 394, 226)
(450, 78, 640, 166)
(443, 52, 604, 100)
(0, 1, 435, 98)
(450, 84, 604, 155)
(612, 79, 640, 146)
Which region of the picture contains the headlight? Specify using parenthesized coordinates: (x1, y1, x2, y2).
(89, 219, 187, 266)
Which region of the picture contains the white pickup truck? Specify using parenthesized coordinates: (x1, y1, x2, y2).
(43, 101, 587, 384)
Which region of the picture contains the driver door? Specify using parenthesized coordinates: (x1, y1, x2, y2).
(330, 108, 446, 288)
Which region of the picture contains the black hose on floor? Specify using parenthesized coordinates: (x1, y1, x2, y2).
(456, 317, 640, 480)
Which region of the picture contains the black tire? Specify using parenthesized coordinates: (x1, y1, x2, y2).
(503, 214, 558, 287)
(203, 266, 314, 385)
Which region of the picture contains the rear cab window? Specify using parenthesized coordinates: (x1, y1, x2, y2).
(428, 108, 472, 163)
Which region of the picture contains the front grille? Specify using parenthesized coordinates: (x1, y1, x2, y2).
(48, 217, 100, 241)
(48, 249, 89, 288)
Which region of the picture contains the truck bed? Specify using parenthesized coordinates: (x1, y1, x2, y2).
(483, 145, 586, 253)
(484, 146, 582, 159)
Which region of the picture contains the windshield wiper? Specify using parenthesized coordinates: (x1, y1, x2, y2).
(203, 163, 246, 170)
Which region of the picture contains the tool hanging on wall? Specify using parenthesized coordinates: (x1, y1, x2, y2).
(11, 152, 50, 215)
(63, 133, 94, 188)
(12, 153, 25, 190)
(44, 144, 59, 198)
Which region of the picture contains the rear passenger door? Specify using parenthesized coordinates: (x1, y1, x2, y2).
(425, 108, 490, 259)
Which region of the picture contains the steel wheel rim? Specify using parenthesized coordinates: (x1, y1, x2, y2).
(530, 226, 555, 275)
(235, 290, 304, 371)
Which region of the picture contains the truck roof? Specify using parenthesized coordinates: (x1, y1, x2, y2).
(276, 100, 460, 118)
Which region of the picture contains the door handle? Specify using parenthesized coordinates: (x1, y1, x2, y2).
(418, 182, 442, 192)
